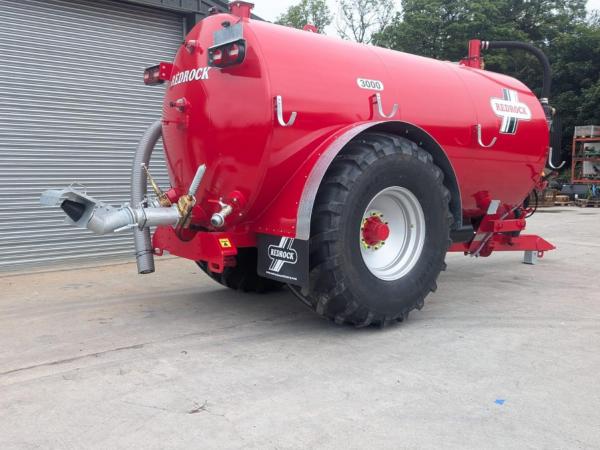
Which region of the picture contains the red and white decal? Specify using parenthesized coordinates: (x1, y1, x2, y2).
(170, 67, 211, 87)
(490, 89, 532, 134)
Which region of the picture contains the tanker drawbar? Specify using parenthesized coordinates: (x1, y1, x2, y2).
(41, 1, 558, 327)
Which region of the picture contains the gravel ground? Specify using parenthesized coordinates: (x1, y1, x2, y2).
(0, 207, 599, 449)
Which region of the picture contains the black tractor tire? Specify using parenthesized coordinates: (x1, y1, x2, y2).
(197, 248, 283, 293)
(290, 132, 452, 327)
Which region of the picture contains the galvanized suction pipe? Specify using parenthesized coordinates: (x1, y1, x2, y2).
(131, 120, 163, 275)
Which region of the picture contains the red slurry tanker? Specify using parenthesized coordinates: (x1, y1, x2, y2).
(41, 2, 563, 327)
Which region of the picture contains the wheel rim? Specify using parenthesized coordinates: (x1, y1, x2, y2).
(359, 186, 426, 281)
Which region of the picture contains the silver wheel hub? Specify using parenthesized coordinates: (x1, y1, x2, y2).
(359, 186, 426, 281)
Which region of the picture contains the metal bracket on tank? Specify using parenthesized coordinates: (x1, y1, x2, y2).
(476, 124, 497, 148)
(213, 22, 244, 47)
(547, 145, 566, 170)
(275, 96, 297, 127)
(373, 93, 399, 119)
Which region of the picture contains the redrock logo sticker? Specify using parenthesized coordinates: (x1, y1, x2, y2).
(257, 234, 309, 287)
(268, 238, 298, 273)
(490, 89, 532, 134)
(170, 67, 211, 86)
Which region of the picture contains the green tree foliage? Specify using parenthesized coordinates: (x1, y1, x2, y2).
(276, 0, 333, 32)
(374, 0, 599, 158)
(336, 0, 396, 44)
(552, 22, 600, 134)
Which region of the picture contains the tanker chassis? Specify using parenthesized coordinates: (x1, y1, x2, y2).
(41, 2, 562, 327)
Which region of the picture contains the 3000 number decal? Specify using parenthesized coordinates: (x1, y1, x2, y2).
(357, 78, 384, 91)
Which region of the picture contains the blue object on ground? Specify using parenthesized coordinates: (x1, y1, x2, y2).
(495, 399, 506, 405)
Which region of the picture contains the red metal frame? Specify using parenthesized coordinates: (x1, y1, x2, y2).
(460, 39, 483, 69)
(450, 233, 555, 258)
(152, 226, 256, 273)
(449, 212, 555, 258)
(229, 1, 254, 19)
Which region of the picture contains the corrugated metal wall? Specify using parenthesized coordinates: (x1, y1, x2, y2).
(0, 0, 183, 271)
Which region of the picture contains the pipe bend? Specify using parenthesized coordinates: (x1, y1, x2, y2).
(483, 40, 551, 101)
(131, 120, 163, 274)
(87, 207, 135, 235)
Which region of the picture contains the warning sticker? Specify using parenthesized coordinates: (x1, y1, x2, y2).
(219, 238, 233, 248)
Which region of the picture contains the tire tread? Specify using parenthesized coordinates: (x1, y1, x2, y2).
(297, 132, 452, 327)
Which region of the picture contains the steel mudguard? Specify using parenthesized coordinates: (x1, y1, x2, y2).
(253, 121, 463, 240)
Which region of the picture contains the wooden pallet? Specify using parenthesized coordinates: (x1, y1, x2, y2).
(553, 195, 572, 206)
(575, 199, 600, 208)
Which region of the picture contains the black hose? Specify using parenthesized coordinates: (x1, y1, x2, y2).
(525, 190, 538, 219)
(482, 41, 552, 102)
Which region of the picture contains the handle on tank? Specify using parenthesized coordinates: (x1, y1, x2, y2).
(476, 124, 497, 148)
(547, 146, 566, 170)
(275, 96, 297, 127)
(374, 93, 399, 119)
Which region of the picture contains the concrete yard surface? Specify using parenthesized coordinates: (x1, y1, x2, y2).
(0, 207, 599, 449)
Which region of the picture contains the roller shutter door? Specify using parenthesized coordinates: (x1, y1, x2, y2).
(0, 0, 182, 270)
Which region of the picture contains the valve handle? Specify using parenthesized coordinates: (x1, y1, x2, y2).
(188, 164, 207, 197)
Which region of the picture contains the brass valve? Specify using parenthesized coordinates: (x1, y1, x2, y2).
(177, 164, 207, 229)
(142, 164, 172, 207)
(143, 163, 206, 230)
(176, 194, 196, 229)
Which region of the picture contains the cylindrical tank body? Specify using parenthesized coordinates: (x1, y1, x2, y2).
(161, 12, 549, 231)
